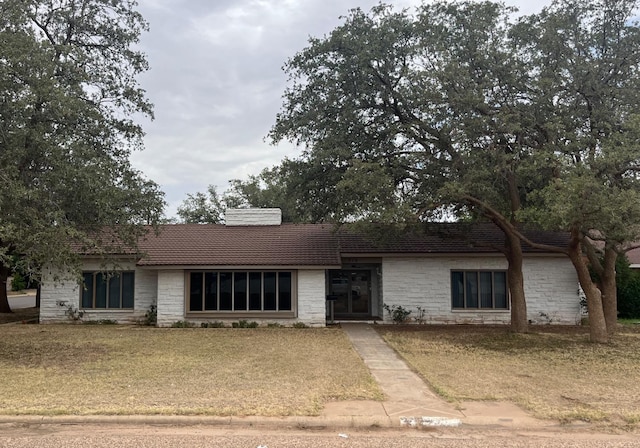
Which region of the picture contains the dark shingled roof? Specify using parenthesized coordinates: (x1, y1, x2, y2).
(626, 246, 640, 266)
(127, 222, 569, 267)
(337, 222, 569, 254)
(136, 223, 341, 267)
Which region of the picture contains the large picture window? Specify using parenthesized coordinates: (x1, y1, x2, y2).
(81, 272, 134, 309)
(451, 270, 508, 310)
(188, 271, 293, 313)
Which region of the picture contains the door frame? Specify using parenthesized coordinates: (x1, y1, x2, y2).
(326, 263, 381, 319)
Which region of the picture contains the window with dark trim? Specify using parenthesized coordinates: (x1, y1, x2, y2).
(188, 271, 293, 313)
(81, 272, 135, 309)
(451, 270, 508, 310)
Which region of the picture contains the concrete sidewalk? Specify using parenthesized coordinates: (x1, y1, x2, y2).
(325, 323, 549, 429)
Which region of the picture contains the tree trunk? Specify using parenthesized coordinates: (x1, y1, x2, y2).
(568, 245, 608, 343)
(506, 231, 528, 333)
(0, 264, 12, 313)
(601, 247, 618, 336)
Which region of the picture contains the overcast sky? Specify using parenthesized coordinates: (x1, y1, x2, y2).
(132, 0, 554, 218)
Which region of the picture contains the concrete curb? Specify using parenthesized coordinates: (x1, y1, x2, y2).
(0, 414, 565, 431)
(0, 414, 395, 430)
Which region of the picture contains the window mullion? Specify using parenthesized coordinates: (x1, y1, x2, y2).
(106, 274, 110, 309)
(491, 272, 495, 309)
(463, 272, 467, 308)
(201, 272, 206, 311)
(93, 273, 97, 308)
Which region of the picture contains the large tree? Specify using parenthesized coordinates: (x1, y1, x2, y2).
(0, 0, 165, 312)
(270, 1, 553, 334)
(270, 0, 640, 341)
(513, 0, 640, 341)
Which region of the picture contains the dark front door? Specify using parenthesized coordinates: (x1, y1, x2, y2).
(329, 270, 371, 318)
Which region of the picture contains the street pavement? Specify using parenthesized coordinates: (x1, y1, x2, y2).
(0, 424, 638, 447)
(7, 292, 36, 310)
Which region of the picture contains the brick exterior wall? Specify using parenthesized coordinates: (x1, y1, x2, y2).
(296, 269, 326, 327)
(41, 255, 580, 327)
(40, 260, 157, 324)
(156, 270, 185, 327)
(381, 255, 581, 325)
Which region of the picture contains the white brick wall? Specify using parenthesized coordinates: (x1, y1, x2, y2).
(40, 268, 81, 323)
(382, 256, 580, 325)
(40, 260, 157, 324)
(156, 270, 185, 327)
(225, 208, 282, 226)
(297, 269, 326, 327)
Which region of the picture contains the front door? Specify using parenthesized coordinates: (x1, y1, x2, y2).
(329, 270, 371, 318)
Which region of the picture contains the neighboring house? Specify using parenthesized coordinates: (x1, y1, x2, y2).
(40, 209, 581, 326)
(626, 246, 640, 270)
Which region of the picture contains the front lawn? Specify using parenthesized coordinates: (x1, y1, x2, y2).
(0, 326, 382, 416)
(378, 325, 640, 425)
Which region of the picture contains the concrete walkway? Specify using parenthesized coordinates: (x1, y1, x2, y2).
(327, 323, 546, 429)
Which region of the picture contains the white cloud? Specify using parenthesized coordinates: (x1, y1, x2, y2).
(134, 0, 554, 218)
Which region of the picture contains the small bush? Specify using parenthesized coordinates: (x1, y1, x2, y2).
(383, 304, 412, 324)
(171, 320, 195, 328)
(141, 304, 157, 326)
(292, 322, 308, 328)
(83, 319, 118, 325)
(201, 321, 225, 328)
(267, 322, 284, 328)
(232, 320, 259, 328)
(10, 273, 27, 291)
(414, 306, 426, 324)
(64, 305, 84, 322)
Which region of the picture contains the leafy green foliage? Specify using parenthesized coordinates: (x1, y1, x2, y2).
(383, 304, 412, 324)
(137, 304, 157, 326)
(615, 257, 640, 319)
(0, 0, 165, 311)
(170, 321, 195, 328)
(83, 319, 118, 325)
(177, 185, 224, 224)
(10, 274, 27, 292)
(200, 321, 225, 328)
(231, 320, 259, 328)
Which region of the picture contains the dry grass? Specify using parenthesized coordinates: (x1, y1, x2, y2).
(378, 325, 640, 425)
(0, 326, 382, 416)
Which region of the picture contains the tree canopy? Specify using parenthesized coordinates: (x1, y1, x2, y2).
(0, 0, 165, 312)
(266, 0, 640, 342)
(176, 185, 224, 224)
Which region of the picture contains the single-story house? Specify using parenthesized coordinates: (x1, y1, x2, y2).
(626, 246, 640, 270)
(40, 209, 582, 326)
